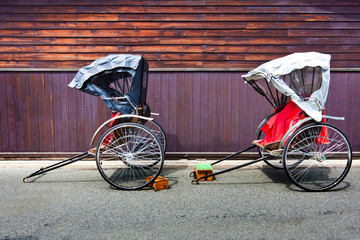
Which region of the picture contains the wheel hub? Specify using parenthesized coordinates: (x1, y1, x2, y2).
(313, 153, 326, 162)
(124, 153, 135, 162)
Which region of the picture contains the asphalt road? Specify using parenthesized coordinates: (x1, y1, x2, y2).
(1, 161, 359, 240)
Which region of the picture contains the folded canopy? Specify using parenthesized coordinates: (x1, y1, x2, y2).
(68, 54, 148, 114)
(242, 52, 331, 122)
(68, 54, 142, 90)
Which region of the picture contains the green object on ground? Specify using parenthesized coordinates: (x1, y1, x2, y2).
(196, 163, 213, 170)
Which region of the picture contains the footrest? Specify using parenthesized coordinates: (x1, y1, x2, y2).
(146, 176, 169, 191)
(88, 147, 97, 155)
(195, 163, 213, 181)
(253, 140, 280, 151)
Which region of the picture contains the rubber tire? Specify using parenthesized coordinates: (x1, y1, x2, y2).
(95, 123, 164, 190)
(282, 123, 352, 191)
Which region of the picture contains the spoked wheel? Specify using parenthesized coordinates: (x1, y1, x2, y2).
(142, 120, 167, 152)
(95, 123, 164, 190)
(283, 123, 352, 191)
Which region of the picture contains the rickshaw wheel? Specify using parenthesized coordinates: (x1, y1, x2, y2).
(95, 123, 164, 190)
(141, 120, 167, 152)
(282, 123, 352, 191)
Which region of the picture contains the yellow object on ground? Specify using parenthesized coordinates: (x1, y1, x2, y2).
(146, 176, 169, 191)
(195, 164, 213, 181)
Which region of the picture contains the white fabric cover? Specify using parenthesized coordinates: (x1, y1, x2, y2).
(242, 52, 331, 122)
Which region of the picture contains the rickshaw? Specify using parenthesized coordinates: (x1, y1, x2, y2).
(23, 54, 167, 190)
(192, 52, 352, 191)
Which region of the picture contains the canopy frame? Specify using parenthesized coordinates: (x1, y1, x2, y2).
(242, 52, 331, 122)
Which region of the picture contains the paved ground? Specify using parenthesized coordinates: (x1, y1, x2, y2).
(1, 160, 360, 240)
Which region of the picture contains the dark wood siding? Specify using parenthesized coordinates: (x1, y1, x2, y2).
(1, 1, 359, 155)
(1, 71, 359, 153)
(0, 0, 359, 68)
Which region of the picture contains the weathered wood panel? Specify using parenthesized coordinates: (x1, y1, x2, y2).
(0, 0, 359, 69)
(1, 71, 359, 153)
(0, 1, 359, 155)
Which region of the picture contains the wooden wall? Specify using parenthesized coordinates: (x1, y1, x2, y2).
(1, 71, 359, 153)
(1, 0, 360, 154)
(0, 0, 359, 69)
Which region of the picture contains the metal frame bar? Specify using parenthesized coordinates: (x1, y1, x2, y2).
(280, 75, 289, 106)
(265, 80, 278, 107)
(89, 114, 153, 146)
(191, 145, 272, 183)
(250, 80, 276, 109)
(210, 145, 257, 166)
(192, 155, 269, 183)
(23, 152, 91, 182)
(278, 117, 313, 149)
(101, 95, 138, 114)
(311, 68, 315, 94)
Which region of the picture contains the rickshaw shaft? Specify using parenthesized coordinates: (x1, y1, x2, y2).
(210, 145, 257, 166)
(194, 145, 269, 182)
(194, 155, 269, 182)
(23, 152, 90, 182)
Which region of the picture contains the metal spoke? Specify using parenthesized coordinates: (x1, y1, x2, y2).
(96, 123, 164, 190)
(283, 123, 352, 191)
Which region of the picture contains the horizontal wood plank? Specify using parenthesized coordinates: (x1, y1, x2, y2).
(0, 1, 358, 70)
(0, 60, 357, 69)
(0, 13, 358, 22)
(0, 0, 359, 6)
(1, 38, 360, 47)
(2, 21, 360, 30)
(0, 29, 292, 37)
(1, 52, 360, 62)
(1, 44, 360, 55)
(1, 6, 359, 14)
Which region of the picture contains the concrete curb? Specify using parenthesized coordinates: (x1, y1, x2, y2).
(1, 159, 359, 170)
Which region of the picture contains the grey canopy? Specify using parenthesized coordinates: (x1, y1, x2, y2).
(68, 54, 142, 89)
(242, 52, 331, 122)
(68, 54, 148, 114)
